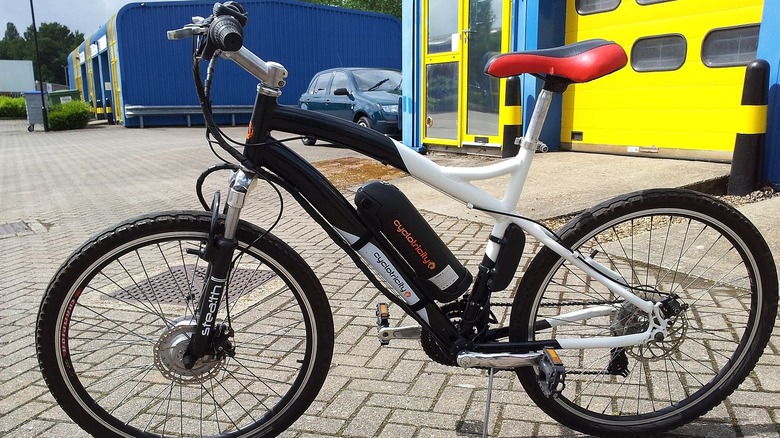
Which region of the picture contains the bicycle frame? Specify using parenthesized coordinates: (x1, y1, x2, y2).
(36, 17, 774, 438)
(210, 46, 666, 359)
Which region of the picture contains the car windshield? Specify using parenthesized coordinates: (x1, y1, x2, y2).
(353, 69, 402, 92)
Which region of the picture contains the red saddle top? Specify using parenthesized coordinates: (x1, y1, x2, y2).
(484, 39, 627, 84)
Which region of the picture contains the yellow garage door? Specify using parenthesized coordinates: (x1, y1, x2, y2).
(562, 0, 763, 161)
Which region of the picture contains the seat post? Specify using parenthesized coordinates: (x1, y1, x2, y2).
(501, 87, 555, 211)
(520, 87, 554, 149)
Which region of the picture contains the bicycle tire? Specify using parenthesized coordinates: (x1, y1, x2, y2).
(509, 189, 777, 437)
(36, 211, 334, 437)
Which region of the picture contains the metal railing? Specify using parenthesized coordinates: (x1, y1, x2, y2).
(124, 105, 254, 128)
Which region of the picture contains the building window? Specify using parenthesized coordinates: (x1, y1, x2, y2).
(427, 0, 458, 54)
(576, 0, 620, 15)
(631, 35, 687, 72)
(702, 25, 760, 68)
(636, 0, 673, 5)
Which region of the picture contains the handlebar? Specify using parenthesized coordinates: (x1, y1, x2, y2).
(210, 15, 243, 52)
(167, 1, 287, 92)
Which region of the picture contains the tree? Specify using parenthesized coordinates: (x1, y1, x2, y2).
(0, 21, 83, 85)
(4, 23, 21, 41)
(0, 23, 28, 60)
(303, 0, 401, 19)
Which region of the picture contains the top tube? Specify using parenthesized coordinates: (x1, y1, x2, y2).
(271, 105, 410, 172)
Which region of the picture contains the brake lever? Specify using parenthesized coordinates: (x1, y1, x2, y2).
(167, 17, 209, 41)
(167, 27, 196, 40)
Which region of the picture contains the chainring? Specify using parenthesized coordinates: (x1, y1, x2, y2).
(419, 301, 465, 367)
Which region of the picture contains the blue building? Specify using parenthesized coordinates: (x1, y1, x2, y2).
(67, 0, 401, 127)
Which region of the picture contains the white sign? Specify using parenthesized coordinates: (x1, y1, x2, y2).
(97, 35, 108, 52)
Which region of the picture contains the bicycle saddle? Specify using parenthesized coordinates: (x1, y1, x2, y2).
(484, 39, 627, 84)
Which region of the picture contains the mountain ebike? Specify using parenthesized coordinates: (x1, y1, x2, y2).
(36, 2, 778, 437)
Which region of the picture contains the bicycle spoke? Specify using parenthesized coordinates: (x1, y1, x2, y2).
(157, 242, 197, 317)
(513, 192, 774, 437)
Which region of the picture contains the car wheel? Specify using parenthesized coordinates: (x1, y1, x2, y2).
(302, 136, 317, 146)
(356, 116, 372, 130)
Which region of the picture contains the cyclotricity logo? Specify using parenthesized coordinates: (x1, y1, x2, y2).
(393, 219, 436, 270)
(373, 252, 409, 295)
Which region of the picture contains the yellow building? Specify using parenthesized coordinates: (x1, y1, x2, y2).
(561, 0, 763, 161)
(404, 0, 776, 172)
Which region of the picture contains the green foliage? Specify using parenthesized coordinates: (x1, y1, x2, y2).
(303, 0, 401, 19)
(4, 23, 21, 41)
(48, 100, 92, 131)
(0, 22, 84, 85)
(0, 96, 27, 118)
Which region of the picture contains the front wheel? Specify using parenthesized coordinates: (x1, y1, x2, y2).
(36, 211, 334, 437)
(510, 189, 777, 437)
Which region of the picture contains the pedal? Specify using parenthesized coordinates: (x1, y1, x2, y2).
(376, 303, 390, 345)
(537, 348, 566, 399)
(375, 303, 421, 345)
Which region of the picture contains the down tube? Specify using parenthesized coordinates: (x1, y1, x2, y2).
(254, 138, 458, 342)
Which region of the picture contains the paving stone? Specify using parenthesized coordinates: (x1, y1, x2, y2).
(0, 385, 49, 415)
(37, 422, 93, 438)
(288, 413, 345, 435)
(10, 419, 57, 438)
(342, 406, 390, 437)
(433, 385, 473, 415)
(0, 401, 49, 433)
(323, 391, 369, 420)
(377, 422, 417, 436)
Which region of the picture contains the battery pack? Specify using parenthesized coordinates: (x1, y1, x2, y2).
(356, 181, 472, 302)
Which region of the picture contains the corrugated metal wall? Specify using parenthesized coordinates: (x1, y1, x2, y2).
(113, 0, 401, 126)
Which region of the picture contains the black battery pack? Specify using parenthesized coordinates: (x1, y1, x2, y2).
(355, 181, 472, 302)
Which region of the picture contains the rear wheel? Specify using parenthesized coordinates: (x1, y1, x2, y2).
(37, 211, 334, 437)
(510, 189, 777, 436)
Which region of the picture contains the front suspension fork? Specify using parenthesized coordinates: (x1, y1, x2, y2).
(183, 168, 257, 369)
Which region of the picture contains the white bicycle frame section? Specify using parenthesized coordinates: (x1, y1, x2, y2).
(392, 89, 667, 350)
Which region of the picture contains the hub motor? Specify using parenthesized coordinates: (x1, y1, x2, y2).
(154, 317, 226, 384)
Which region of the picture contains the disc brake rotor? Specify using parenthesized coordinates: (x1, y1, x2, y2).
(154, 317, 225, 384)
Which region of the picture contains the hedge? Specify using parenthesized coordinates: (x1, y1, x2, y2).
(48, 100, 93, 131)
(0, 96, 27, 118)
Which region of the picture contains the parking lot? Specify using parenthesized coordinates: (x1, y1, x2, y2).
(1, 119, 779, 437)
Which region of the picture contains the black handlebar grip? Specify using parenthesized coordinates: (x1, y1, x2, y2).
(209, 15, 243, 52)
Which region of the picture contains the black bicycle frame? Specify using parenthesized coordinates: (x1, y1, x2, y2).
(235, 91, 561, 356)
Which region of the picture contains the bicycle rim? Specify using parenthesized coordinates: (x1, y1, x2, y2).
(44, 218, 327, 437)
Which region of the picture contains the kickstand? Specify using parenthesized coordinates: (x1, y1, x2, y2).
(483, 367, 495, 438)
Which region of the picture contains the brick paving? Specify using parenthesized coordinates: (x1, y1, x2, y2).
(1, 119, 779, 437)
